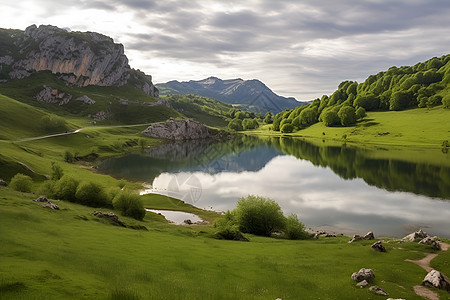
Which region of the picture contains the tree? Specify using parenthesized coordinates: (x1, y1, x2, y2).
(263, 112, 273, 124)
(321, 110, 340, 127)
(299, 106, 318, 127)
(64, 151, 74, 163)
(10, 173, 33, 193)
(443, 94, 450, 109)
(280, 123, 294, 133)
(338, 106, 356, 126)
(284, 214, 308, 240)
(353, 94, 379, 111)
(426, 95, 442, 108)
(234, 195, 286, 236)
(389, 91, 412, 111)
(355, 107, 366, 120)
(242, 118, 259, 130)
(228, 118, 243, 131)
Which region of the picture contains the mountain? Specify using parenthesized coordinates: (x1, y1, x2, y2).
(0, 24, 158, 97)
(156, 77, 303, 114)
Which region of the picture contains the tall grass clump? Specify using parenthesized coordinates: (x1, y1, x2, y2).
(113, 191, 146, 220)
(9, 173, 33, 193)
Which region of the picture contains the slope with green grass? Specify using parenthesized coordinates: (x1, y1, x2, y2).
(1, 187, 449, 299)
(251, 106, 450, 148)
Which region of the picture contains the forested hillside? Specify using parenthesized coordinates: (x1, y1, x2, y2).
(272, 54, 450, 133)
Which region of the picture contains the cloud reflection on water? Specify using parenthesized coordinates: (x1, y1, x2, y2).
(151, 155, 450, 238)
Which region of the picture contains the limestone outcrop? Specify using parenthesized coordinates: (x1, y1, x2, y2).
(0, 25, 158, 97)
(141, 118, 218, 140)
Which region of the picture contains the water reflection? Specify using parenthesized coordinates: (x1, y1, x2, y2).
(98, 136, 450, 237)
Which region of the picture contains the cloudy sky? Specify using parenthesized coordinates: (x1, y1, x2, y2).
(1, 0, 450, 100)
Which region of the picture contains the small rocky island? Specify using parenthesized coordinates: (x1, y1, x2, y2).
(141, 118, 219, 140)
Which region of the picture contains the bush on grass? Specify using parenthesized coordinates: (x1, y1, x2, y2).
(213, 211, 248, 241)
(53, 175, 79, 202)
(284, 214, 309, 240)
(10, 173, 33, 193)
(75, 181, 110, 207)
(113, 191, 146, 220)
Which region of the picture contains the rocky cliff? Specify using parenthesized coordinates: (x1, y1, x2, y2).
(141, 118, 218, 140)
(0, 25, 158, 97)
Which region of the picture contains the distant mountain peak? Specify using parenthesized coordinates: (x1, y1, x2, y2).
(156, 77, 304, 114)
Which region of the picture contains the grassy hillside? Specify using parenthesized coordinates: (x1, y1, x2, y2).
(164, 94, 233, 127)
(252, 106, 450, 147)
(1, 187, 449, 299)
(0, 72, 181, 125)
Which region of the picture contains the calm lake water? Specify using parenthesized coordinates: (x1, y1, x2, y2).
(98, 136, 450, 238)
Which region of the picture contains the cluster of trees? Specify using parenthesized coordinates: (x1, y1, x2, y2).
(214, 195, 309, 240)
(272, 54, 450, 133)
(227, 108, 274, 131)
(9, 165, 146, 220)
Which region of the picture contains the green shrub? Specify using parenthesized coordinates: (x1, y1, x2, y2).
(75, 182, 110, 207)
(113, 191, 146, 220)
(64, 151, 74, 163)
(443, 94, 450, 109)
(213, 211, 248, 241)
(355, 107, 366, 120)
(9, 173, 33, 193)
(51, 162, 64, 180)
(284, 214, 309, 240)
(53, 175, 79, 202)
(234, 195, 286, 236)
(426, 95, 442, 108)
(36, 180, 56, 198)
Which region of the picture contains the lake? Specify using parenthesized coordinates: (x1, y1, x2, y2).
(98, 136, 450, 238)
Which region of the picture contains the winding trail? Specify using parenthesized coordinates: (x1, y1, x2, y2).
(13, 123, 153, 143)
(405, 242, 449, 300)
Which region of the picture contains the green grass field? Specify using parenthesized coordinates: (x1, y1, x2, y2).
(251, 106, 450, 147)
(1, 187, 449, 299)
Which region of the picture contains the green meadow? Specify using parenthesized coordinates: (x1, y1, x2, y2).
(1, 188, 449, 300)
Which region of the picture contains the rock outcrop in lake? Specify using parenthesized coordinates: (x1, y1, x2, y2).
(0, 24, 158, 97)
(141, 118, 218, 140)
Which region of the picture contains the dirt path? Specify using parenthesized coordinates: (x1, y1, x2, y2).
(405, 242, 449, 300)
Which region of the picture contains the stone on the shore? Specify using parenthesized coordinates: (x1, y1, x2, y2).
(351, 268, 375, 282)
(402, 229, 428, 242)
(356, 280, 369, 288)
(93, 211, 125, 227)
(34, 195, 48, 202)
(422, 270, 450, 291)
(369, 285, 388, 296)
(371, 240, 386, 252)
(418, 236, 441, 250)
(184, 219, 193, 225)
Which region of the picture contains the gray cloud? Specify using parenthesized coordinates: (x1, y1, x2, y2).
(1, 0, 450, 100)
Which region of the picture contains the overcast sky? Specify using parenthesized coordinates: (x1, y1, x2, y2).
(1, 0, 450, 100)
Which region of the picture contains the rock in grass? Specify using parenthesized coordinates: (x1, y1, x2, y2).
(418, 236, 441, 250)
(369, 285, 388, 296)
(34, 195, 48, 202)
(41, 201, 59, 210)
(422, 270, 450, 291)
(93, 211, 125, 227)
(363, 231, 375, 240)
(371, 240, 386, 252)
(351, 268, 375, 282)
(0, 178, 7, 186)
(348, 234, 363, 243)
(356, 280, 369, 288)
(402, 229, 428, 242)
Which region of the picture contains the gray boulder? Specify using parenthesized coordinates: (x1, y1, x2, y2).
(422, 270, 450, 291)
(0, 179, 8, 186)
(348, 231, 375, 243)
(356, 280, 369, 288)
(418, 236, 441, 250)
(41, 201, 60, 210)
(369, 285, 388, 296)
(34, 196, 48, 202)
(348, 234, 363, 243)
(351, 268, 375, 282)
(371, 240, 387, 252)
(93, 211, 125, 227)
(363, 231, 375, 240)
(402, 229, 428, 242)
